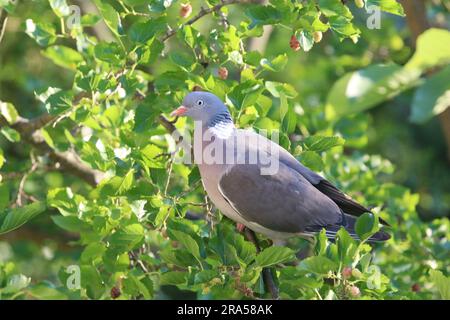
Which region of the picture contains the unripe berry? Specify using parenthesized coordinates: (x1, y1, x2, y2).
(351, 268, 363, 279)
(289, 35, 301, 51)
(180, 3, 192, 18)
(218, 67, 228, 80)
(313, 31, 323, 43)
(342, 267, 352, 279)
(346, 284, 361, 297)
(355, 0, 365, 8)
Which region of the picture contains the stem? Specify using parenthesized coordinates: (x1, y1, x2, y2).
(161, 0, 258, 42)
(60, 17, 66, 35)
(243, 228, 280, 299)
(0, 9, 8, 45)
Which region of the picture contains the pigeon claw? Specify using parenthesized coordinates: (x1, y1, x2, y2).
(236, 223, 246, 233)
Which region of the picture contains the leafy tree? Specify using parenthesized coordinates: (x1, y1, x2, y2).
(0, 0, 449, 300)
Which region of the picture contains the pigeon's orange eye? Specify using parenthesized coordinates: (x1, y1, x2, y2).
(196, 99, 204, 106)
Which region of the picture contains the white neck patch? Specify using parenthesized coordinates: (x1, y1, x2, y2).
(208, 121, 235, 139)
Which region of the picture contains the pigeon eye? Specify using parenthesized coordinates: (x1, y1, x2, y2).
(196, 100, 204, 106)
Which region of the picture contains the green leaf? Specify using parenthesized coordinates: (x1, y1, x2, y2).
(0, 184, 9, 211)
(140, 145, 165, 169)
(265, 81, 297, 99)
(299, 256, 338, 275)
(366, 0, 405, 16)
(282, 103, 296, 134)
(260, 54, 288, 72)
(92, 0, 122, 39)
(171, 230, 201, 261)
(123, 274, 153, 299)
(51, 215, 90, 233)
(42, 46, 84, 70)
(109, 223, 145, 250)
(94, 42, 125, 65)
(81, 242, 106, 264)
(3, 274, 30, 293)
(318, 0, 352, 18)
(245, 5, 282, 29)
(298, 31, 314, 52)
(0, 0, 17, 13)
(99, 169, 135, 196)
(170, 51, 195, 70)
(28, 284, 67, 300)
(0, 101, 18, 124)
(0, 148, 4, 169)
(355, 212, 380, 241)
(0, 201, 47, 235)
(37, 89, 73, 115)
(410, 65, 450, 124)
(49, 0, 71, 17)
(406, 28, 450, 71)
(188, 166, 201, 186)
(129, 18, 166, 44)
(24, 19, 57, 47)
(429, 270, 450, 300)
(80, 265, 104, 299)
(303, 136, 345, 152)
(148, 0, 174, 12)
(335, 228, 358, 264)
(47, 187, 83, 216)
(226, 80, 265, 110)
(254, 246, 295, 268)
(298, 151, 324, 172)
(1, 127, 20, 142)
(325, 64, 420, 119)
(159, 271, 187, 285)
(194, 270, 218, 284)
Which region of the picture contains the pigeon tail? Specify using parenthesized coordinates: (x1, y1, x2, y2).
(304, 214, 391, 242)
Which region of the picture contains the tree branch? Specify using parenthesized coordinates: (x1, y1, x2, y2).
(244, 228, 280, 300)
(400, 0, 450, 162)
(161, 0, 258, 42)
(0, 114, 104, 186)
(0, 9, 8, 45)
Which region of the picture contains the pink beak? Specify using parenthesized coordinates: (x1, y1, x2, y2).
(170, 105, 188, 117)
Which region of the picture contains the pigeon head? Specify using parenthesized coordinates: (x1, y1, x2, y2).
(171, 91, 231, 126)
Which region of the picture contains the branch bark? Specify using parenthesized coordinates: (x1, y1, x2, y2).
(161, 0, 258, 42)
(401, 0, 450, 162)
(0, 115, 104, 186)
(247, 0, 273, 53)
(0, 9, 8, 45)
(244, 228, 280, 300)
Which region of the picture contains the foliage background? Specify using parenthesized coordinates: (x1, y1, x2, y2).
(0, 0, 449, 300)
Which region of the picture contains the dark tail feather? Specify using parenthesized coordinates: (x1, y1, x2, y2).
(322, 214, 390, 242)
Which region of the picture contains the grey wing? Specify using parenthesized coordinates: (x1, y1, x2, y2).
(253, 133, 376, 218)
(278, 151, 370, 214)
(217, 162, 345, 234)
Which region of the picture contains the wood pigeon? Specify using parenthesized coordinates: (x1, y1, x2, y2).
(171, 91, 390, 242)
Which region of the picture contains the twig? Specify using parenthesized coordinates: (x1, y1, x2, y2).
(158, 115, 179, 135)
(0, 114, 104, 186)
(129, 251, 149, 273)
(0, 9, 7, 45)
(243, 228, 280, 299)
(163, 158, 174, 196)
(161, 0, 258, 42)
(16, 154, 38, 206)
